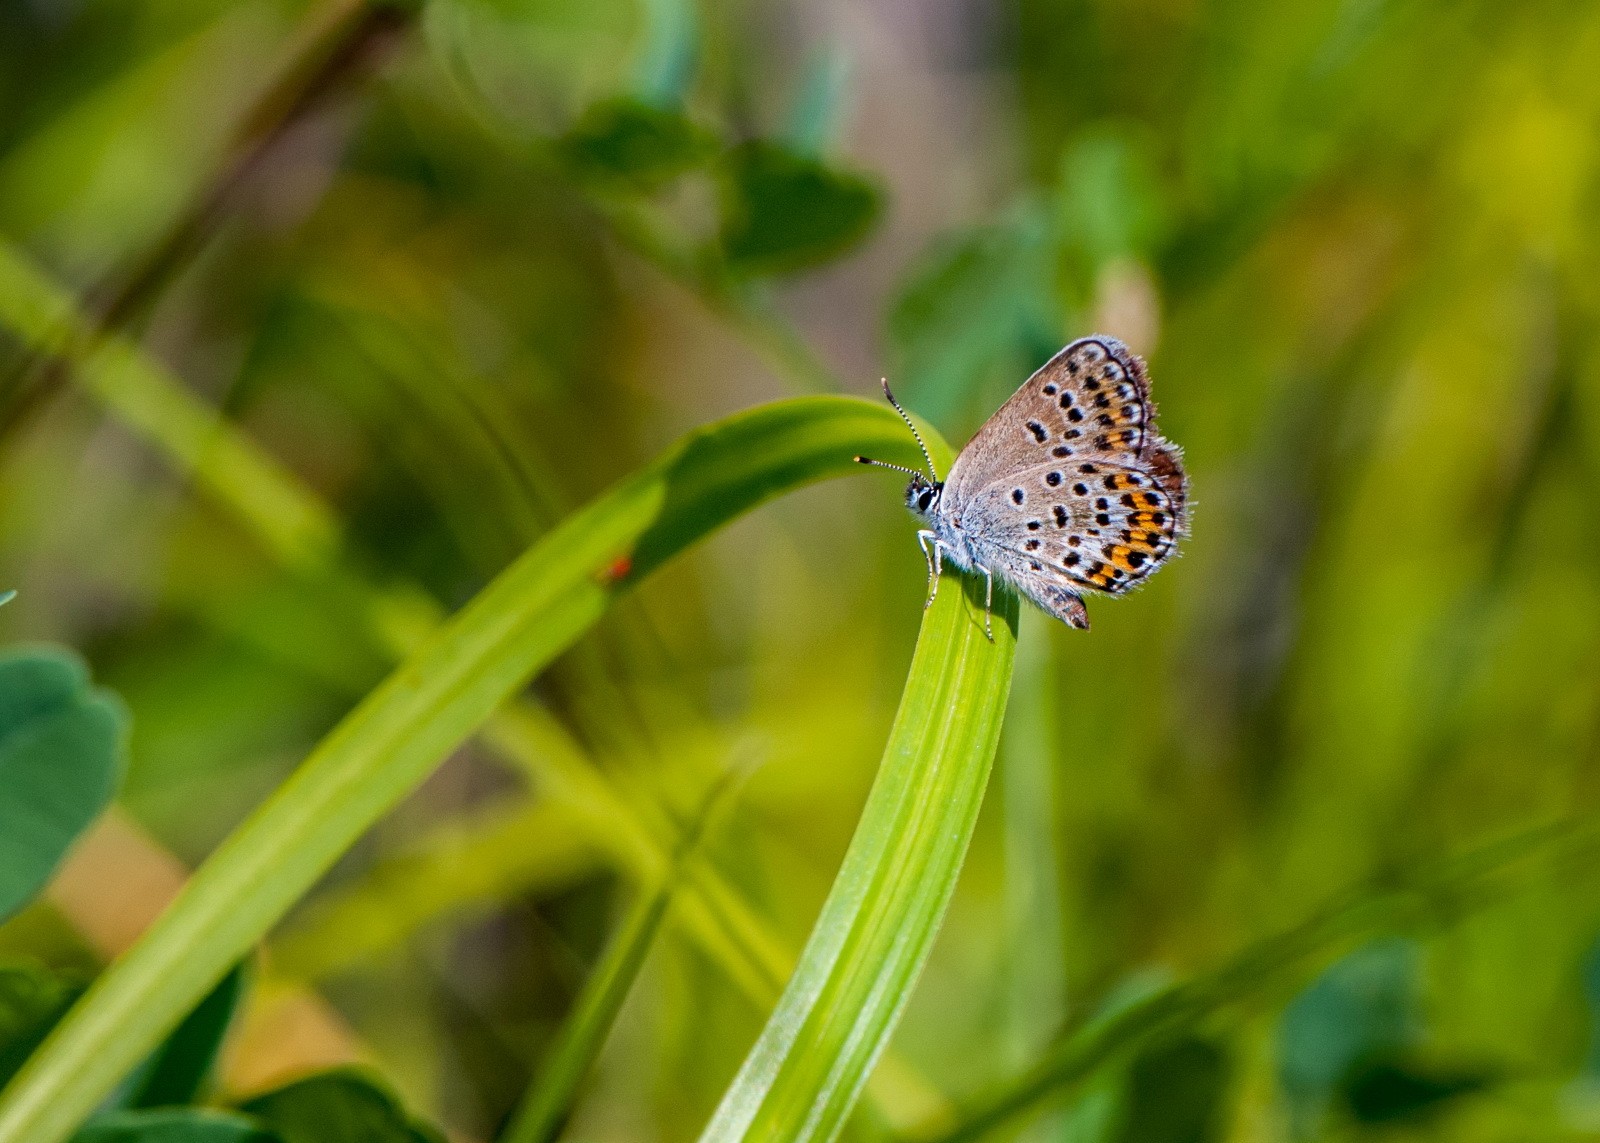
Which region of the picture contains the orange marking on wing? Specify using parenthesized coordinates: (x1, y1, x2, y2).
(1101, 540, 1165, 579)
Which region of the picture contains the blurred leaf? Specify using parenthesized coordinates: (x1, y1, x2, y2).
(423, 0, 639, 131)
(1113, 1038, 1231, 1143)
(70, 1110, 272, 1143)
(1277, 938, 1419, 1130)
(632, 0, 697, 107)
(557, 97, 717, 190)
(0, 591, 14, 606)
(1056, 125, 1169, 301)
(0, 395, 943, 1142)
(1339, 1055, 1490, 1124)
(786, 49, 853, 156)
(886, 206, 1056, 425)
(718, 140, 882, 275)
(0, 649, 126, 922)
(238, 1069, 441, 1143)
(700, 565, 1017, 1140)
(0, 963, 82, 1090)
(124, 963, 248, 1110)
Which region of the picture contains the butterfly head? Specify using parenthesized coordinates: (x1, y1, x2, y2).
(854, 377, 946, 518)
(904, 474, 942, 520)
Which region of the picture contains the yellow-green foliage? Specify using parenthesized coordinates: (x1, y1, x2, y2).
(3, 1, 1600, 1141)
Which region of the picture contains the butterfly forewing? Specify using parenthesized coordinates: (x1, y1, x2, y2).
(944, 336, 1155, 503)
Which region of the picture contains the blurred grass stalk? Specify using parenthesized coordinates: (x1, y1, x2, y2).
(0, 239, 958, 1142)
(917, 817, 1600, 1143)
(999, 613, 1067, 1135)
(502, 763, 748, 1143)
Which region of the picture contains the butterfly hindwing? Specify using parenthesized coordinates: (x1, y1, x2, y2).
(958, 456, 1182, 599)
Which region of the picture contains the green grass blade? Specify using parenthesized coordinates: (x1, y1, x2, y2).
(0, 239, 861, 1018)
(999, 615, 1066, 1095)
(500, 869, 675, 1143)
(0, 395, 936, 1143)
(502, 770, 747, 1143)
(700, 577, 1018, 1143)
(123, 962, 247, 1110)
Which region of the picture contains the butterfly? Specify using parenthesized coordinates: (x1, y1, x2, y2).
(857, 335, 1188, 637)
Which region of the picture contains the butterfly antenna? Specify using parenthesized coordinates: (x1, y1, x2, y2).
(853, 456, 926, 478)
(878, 378, 939, 481)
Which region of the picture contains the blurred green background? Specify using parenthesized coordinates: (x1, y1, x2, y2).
(4, 0, 1600, 1138)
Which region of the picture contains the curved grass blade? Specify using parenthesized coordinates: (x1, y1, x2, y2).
(0, 239, 834, 1019)
(700, 577, 1018, 1143)
(0, 393, 939, 1143)
(0, 240, 950, 1128)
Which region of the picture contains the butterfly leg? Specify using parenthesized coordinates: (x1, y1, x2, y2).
(916, 529, 942, 609)
(980, 564, 994, 643)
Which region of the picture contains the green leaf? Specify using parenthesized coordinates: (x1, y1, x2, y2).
(124, 964, 248, 1110)
(1055, 125, 1170, 294)
(0, 964, 82, 1091)
(0, 395, 937, 1143)
(718, 141, 882, 275)
(0, 649, 126, 922)
(0, 592, 15, 607)
(557, 97, 718, 190)
(421, 0, 639, 133)
(237, 1069, 441, 1143)
(70, 1110, 272, 1143)
(1113, 1038, 1231, 1143)
(699, 575, 1017, 1142)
